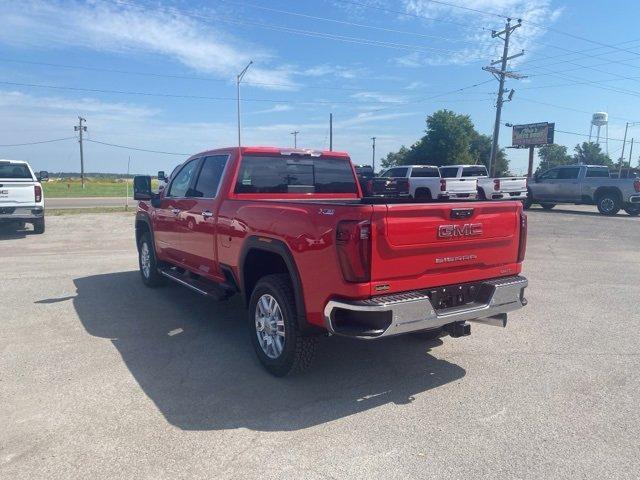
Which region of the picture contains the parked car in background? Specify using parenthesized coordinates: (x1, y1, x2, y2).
(133, 146, 528, 376)
(439, 165, 528, 201)
(353, 164, 375, 196)
(527, 164, 640, 216)
(376, 165, 477, 200)
(0, 159, 46, 233)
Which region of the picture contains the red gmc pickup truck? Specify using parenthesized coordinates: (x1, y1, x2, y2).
(133, 146, 528, 376)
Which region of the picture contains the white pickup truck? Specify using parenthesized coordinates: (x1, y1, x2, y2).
(0, 159, 46, 234)
(439, 165, 528, 201)
(377, 165, 477, 200)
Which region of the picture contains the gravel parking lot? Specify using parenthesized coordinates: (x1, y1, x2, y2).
(1, 206, 639, 479)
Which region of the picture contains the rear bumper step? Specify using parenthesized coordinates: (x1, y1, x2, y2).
(323, 275, 528, 339)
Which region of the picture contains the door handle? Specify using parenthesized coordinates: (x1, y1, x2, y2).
(202, 210, 214, 218)
(171, 208, 181, 215)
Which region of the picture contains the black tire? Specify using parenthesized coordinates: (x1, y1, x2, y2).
(596, 193, 621, 216)
(540, 203, 556, 210)
(477, 188, 487, 201)
(249, 273, 317, 377)
(624, 205, 640, 216)
(137, 231, 165, 287)
(414, 189, 432, 201)
(523, 192, 533, 210)
(33, 217, 45, 234)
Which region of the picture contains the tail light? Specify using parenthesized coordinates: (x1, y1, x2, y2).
(336, 220, 371, 282)
(440, 179, 446, 192)
(517, 211, 527, 263)
(397, 179, 409, 194)
(494, 179, 501, 191)
(634, 179, 640, 192)
(34, 185, 42, 203)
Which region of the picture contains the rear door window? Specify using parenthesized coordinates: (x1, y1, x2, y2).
(235, 156, 357, 194)
(0, 163, 32, 179)
(193, 155, 228, 198)
(586, 167, 610, 178)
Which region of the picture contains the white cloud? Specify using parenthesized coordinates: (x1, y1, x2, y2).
(399, 0, 562, 67)
(248, 104, 293, 115)
(0, 0, 295, 88)
(351, 91, 407, 104)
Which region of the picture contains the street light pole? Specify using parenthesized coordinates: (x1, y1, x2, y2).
(236, 61, 253, 149)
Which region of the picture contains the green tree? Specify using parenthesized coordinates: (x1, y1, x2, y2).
(573, 142, 613, 166)
(536, 144, 572, 173)
(381, 109, 510, 174)
(469, 133, 510, 176)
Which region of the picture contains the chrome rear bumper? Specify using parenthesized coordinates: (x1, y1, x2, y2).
(323, 275, 528, 339)
(0, 206, 44, 220)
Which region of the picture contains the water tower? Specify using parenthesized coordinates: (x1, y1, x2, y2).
(589, 112, 609, 154)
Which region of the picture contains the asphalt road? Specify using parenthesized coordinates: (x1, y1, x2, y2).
(1, 207, 639, 479)
(46, 197, 131, 209)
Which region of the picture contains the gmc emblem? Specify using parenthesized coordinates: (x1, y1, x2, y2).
(438, 223, 483, 238)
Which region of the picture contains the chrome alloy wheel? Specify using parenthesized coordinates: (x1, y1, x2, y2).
(140, 241, 151, 279)
(255, 294, 285, 359)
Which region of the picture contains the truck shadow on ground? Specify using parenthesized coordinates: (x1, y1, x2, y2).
(528, 206, 634, 218)
(0, 223, 31, 239)
(71, 271, 465, 432)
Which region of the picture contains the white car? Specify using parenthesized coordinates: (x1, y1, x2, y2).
(378, 165, 478, 200)
(0, 159, 46, 234)
(439, 165, 528, 201)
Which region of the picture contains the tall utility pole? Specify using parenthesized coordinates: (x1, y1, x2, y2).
(236, 61, 253, 148)
(74, 116, 87, 188)
(291, 131, 299, 148)
(329, 113, 333, 151)
(371, 136, 376, 173)
(483, 18, 524, 176)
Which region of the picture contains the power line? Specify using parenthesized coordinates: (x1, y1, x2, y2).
(86, 139, 189, 156)
(516, 96, 638, 123)
(214, 0, 493, 47)
(0, 137, 76, 147)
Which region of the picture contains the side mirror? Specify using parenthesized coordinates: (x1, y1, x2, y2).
(37, 170, 49, 182)
(158, 171, 167, 182)
(134, 175, 153, 200)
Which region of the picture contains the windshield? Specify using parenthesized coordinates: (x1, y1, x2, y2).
(0, 163, 32, 179)
(235, 156, 357, 194)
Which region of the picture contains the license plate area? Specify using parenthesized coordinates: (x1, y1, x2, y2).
(427, 281, 491, 311)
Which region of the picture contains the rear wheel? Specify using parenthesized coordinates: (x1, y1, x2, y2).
(540, 203, 556, 210)
(138, 231, 165, 287)
(249, 274, 317, 376)
(33, 217, 45, 234)
(414, 188, 432, 201)
(624, 205, 640, 216)
(523, 193, 533, 210)
(477, 188, 487, 201)
(596, 193, 620, 216)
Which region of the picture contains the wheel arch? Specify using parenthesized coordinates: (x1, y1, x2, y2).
(239, 236, 315, 333)
(593, 186, 622, 203)
(135, 212, 153, 248)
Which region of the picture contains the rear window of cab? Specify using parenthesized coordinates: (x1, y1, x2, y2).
(234, 156, 357, 194)
(0, 163, 32, 179)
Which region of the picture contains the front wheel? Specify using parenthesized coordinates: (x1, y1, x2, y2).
(624, 205, 640, 216)
(138, 232, 165, 287)
(249, 274, 317, 376)
(596, 194, 620, 216)
(540, 203, 556, 210)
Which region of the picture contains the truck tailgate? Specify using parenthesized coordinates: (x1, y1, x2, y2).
(370, 202, 522, 293)
(498, 177, 527, 192)
(0, 181, 35, 206)
(444, 178, 477, 193)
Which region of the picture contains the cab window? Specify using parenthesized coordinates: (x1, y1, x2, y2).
(192, 155, 228, 198)
(539, 168, 559, 180)
(167, 159, 200, 197)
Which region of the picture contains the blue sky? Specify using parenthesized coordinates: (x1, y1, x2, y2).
(1, 0, 640, 175)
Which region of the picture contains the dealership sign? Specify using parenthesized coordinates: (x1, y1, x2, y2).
(512, 122, 555, 147)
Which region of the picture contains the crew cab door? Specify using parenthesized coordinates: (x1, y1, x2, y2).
(556, 166, 581, 201)
(154, 158, 201, 263)
(531, 167, 560, 200)
(179, 154, 229, 280)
